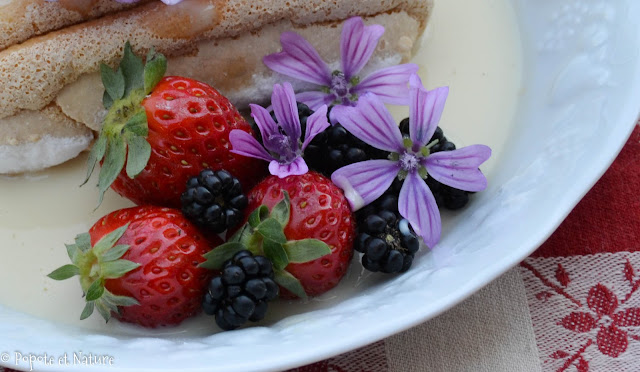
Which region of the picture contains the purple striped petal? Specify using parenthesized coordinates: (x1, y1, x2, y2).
(229, 130, 274, 163)
(269, 157, 308, 178)
(340, 17, 385, 79)
(264, 32, 332, 86)
(332, 93, 404, 153)
(272, 83, 301, 147)
(296, 91, 336, 112)
(423, 144, 491, 192)
(354, 64, 419, 105)
(409, 75, 449, 148)
(399, 171, 441, 248)
(250, 103, 280, 154)
(331, 160, 399, 211)
(302, 105, 330, 151)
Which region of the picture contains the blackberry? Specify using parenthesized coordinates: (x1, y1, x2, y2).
(202, 250, 279, 330)
(355, 197, 419, 273)
(304, 122, 389, 177)
(181, 169, 248, 234)
(399, 118, 470, 210)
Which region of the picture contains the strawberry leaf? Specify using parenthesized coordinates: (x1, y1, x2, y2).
(274, 270, 307, 300)
(95, 301, 112, 323)
(101, 244, 130, 262)
(249, 206, 270, 228)
(263, 238, 289, 271)
(65, 243, 80, 262)
(47, 264, 80, 281)
(283, 239, 331, 263)
(200, 242, 245, 270)
(85, 279, 105, 302)
(74, 232, 92, 253)
(100, 63, 125, 102)
(144, 48, 167, 95)
(101, 259, 140, 279)
(97, 135, 126, 207)
(120, 42, 144, 96)
(229, 223, 253, 245)
(270, 191, 290, 227)
(103, 290, 139, 307)
(80, 302, 95, 320)
(93, 223, 129, 255)
(82, 134, 107, 186)
(256, 218, 287, 244)
(103, 90, 114, 110)
(122, 111, 149, 137)
(125, 135, 151, 178)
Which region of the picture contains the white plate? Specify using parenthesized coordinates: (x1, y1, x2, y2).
(2, 0, 640, 371)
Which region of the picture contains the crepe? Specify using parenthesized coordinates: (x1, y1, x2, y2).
(0, 0, 433, 173)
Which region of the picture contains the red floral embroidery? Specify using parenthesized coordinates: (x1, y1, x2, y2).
(522, 260, 640, 372)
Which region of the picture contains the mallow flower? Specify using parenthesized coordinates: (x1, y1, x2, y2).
(331, 75, 491, 248)
(229, 82, 330, 178)
(263, 17, 418, 123)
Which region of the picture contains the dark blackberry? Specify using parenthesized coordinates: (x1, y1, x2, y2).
(304, 122, 389, 177)
(355, 205, 419, 274)
(181, 169, 248, 234)
(202, 250, 279, 331)
(399, 118, 470, 210)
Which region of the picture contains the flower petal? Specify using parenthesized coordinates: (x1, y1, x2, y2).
(264, 32, 332, 86)
(354, 64, 419, 105)
(269, 157, 308, 178)
(331, 160, 399, 211)
(229, 130, 274, 162)
(250, 103, 281, 154)
(159, 0, 182, 4)
(399, 171, 441, 248)
(424, 145, 491, 192)
(296, 91, 335, 112)
(272, 83, 301, 146)
(302, 105, 330, 151)
(409, 74, 449, 147)
(340, 17, 385, 79)
(332, 93, 404, 153)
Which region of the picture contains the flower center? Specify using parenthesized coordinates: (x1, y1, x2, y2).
(267, 132, 298, 163)
(399, 152, 420, 173)
(329, 71, 359, 105)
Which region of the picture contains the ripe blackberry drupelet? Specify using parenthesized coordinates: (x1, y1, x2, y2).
(399, 118, 470, 210)
(355, 194, 420, 273)
(181, 169, 248, 234)
(202, 250, 279, 330)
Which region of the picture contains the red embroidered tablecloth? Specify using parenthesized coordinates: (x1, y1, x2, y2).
(1, 125, 638, 371)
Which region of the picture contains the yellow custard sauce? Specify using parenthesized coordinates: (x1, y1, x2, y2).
(0, 0, 522, 336)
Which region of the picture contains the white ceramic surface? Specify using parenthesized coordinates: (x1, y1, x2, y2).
(2, 1, 640, 371)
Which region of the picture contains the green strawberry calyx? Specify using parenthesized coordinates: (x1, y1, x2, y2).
(83, 42, 167, 207)
(47, 224, 140, 322)
(200, 191, 331, 300)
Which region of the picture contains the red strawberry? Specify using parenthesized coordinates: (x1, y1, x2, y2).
(48, 206, 220, 328)
(86, 43, 265, 207)
(245, 172, 355, 298)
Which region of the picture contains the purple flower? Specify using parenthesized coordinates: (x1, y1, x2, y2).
(263, 17, 418, 123)
(229, 82, 330, 178)
(331, 75, 491, 248)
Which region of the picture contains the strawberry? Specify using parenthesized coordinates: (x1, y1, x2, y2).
(246, 173, 355, 298)
(207, 172, 355, 299)
(47, 206, 219, 328)
(85, 43, 265, 207)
